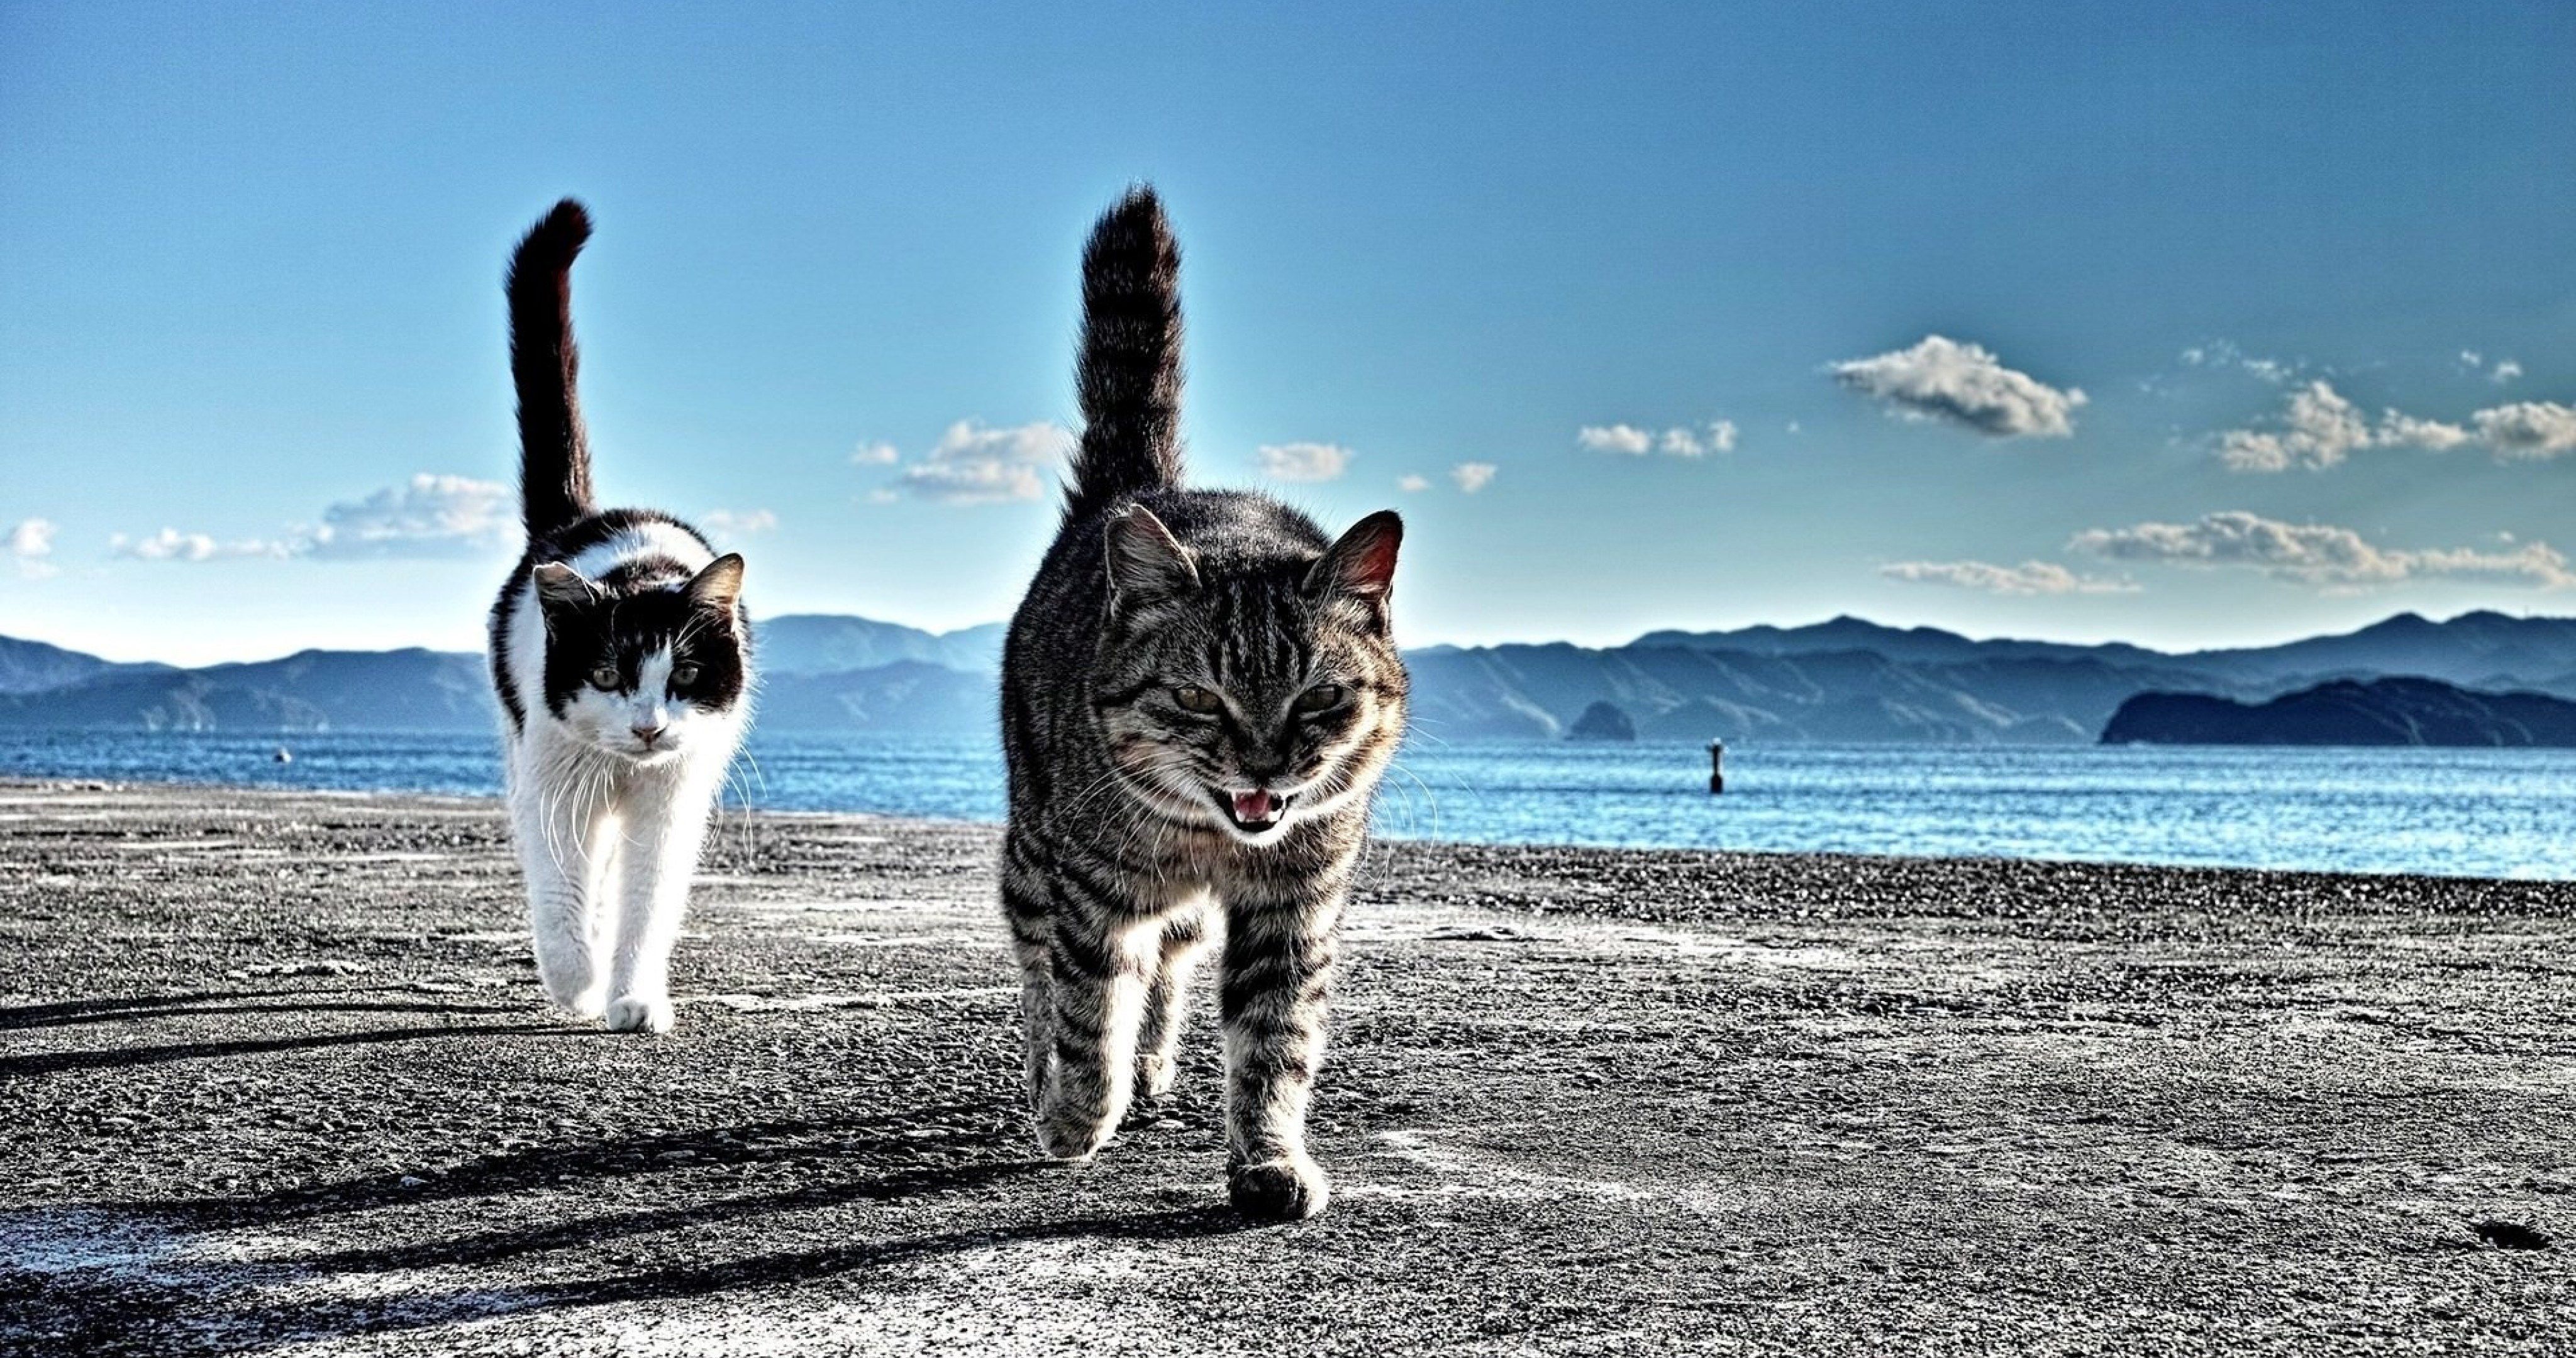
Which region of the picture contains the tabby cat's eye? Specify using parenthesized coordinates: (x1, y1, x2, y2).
(670, 663, 701, 687)
(1294, 683, 1345, 713)
(1172, 685, 1222, 714)
(588, 665, 621, 691)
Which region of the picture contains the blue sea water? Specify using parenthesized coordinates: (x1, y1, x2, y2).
(3, 729, 2571, 881)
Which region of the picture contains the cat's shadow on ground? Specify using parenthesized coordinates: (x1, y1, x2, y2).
(16, 988, 1263, 1353)
(92, 1113, 1255, 1353)
(0, 985, 550, 1079)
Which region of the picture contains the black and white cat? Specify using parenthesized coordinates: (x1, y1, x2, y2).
(487, 199, 753, 1035)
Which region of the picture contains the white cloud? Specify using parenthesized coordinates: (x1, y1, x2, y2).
(1879, 559, 2136, 595)
(2223, 385, 2576, 470)
(2459, 351, 2523, 385)
(701, 509, 778, 542)
(850, 440, 900, 466)
(1583, 420, 1735, 458)
(2218, 380, 2472, 471)
(1257, 441, 1354, 483)
(6, 518, 57, 579)
(111, 528, 297, 562)
(1831, 334, 2087, 438)
(2216, 381, 2367, 471)
(865, 489, 900, 505)
(306, 474, 513, 558)
(2182, 340, 2295, 385)
(1656, 421, 1738, 458)
(1396, 474, 1431, 493)
(896, 419, 1073, 505)
(112, 473, 513, 564)
(1576, 424, 1654, 456)
(900, 459, 1045, 504)
(1450, 462, 1497, 494)
(2070, 511, 2574, 589)
(2374, 410, 2473, 451)
(6, 519, 52, 558)
(2473, 402, 2576, 460)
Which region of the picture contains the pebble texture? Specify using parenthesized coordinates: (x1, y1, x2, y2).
(0, 779, 2570, 1355)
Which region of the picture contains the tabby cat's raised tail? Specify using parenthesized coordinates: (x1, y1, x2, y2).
(506, 198, 598, 538)
(1066, 186, 1185, 519)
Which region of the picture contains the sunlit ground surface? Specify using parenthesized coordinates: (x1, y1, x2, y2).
(1, 782, 2568, 1356)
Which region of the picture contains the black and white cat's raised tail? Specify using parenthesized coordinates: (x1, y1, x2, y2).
(487, 198, 754, 1035)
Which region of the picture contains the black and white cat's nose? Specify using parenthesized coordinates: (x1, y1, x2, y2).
(632, 722, 668, 749)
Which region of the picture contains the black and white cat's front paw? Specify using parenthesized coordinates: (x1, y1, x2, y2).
(538, 966, 608, 1022)
(1228, 1152, 1331, 1222)
(1136, 1052, 1179, 1101)
(602, 993, 675, 1035)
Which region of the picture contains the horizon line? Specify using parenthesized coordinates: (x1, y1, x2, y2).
(14, 604, 2569, 672)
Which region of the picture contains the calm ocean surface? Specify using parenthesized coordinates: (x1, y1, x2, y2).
(4, 730, 2571, 880)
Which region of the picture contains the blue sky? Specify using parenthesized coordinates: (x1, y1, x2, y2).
(3, 2, 2570, 665)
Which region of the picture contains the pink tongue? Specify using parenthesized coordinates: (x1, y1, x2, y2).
(1232, 790, 1278, 822)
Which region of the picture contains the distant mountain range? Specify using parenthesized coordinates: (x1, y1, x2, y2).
(2104, 677, 2576, 748)
(0, 648, 494, 733)
(8, 609, 2576, 745)
(757, 615, 1004, 677)
(0, 616, 1002, 737)
(0, 636, 169, 695)
(1412, 611, 2576, 743)
(1629, 611, 2576, 692)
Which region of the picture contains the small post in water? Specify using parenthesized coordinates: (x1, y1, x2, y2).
(1707, 739, 1725, 795)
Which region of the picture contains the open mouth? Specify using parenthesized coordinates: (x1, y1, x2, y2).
(1218, 788, 1294, 833)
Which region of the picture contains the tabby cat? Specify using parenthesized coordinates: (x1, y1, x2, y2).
(487, 199, 753, 1035)
(999, 187, 1409, 1220)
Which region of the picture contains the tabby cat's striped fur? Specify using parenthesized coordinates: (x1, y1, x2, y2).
(999, 187, 1407, 1220)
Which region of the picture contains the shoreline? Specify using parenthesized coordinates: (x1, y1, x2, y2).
(2, 780, 2570, 1354)
(4, 772, 2572, 899)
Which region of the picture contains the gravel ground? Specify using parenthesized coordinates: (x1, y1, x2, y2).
(0, 778, 2569, 1356)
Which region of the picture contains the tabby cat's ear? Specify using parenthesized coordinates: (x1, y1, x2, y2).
(1304, 510, 1402, 614)
(531, 562, 600, 612)
(1104, 505, 1199, 612)
(688, 553, 745, 613)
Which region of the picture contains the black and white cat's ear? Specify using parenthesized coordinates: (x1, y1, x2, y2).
(687, 553, 745, 613)
(531, 562, 601, 612)
(1104, 505, 1199, 612)
(1305, 510, 1402, 614)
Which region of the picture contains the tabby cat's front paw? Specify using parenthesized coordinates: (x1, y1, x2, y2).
(1228, 1153, 1331, 1222)
(603, 994, 675, 1035)
(1035, 1112, 1113, 1162)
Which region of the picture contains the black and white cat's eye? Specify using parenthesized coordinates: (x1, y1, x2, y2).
(1294, 683, 1345, 713)
(587, 663, 621, 691)
(670, 663, 701, 687)
(1172, 684, 1223, 714)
